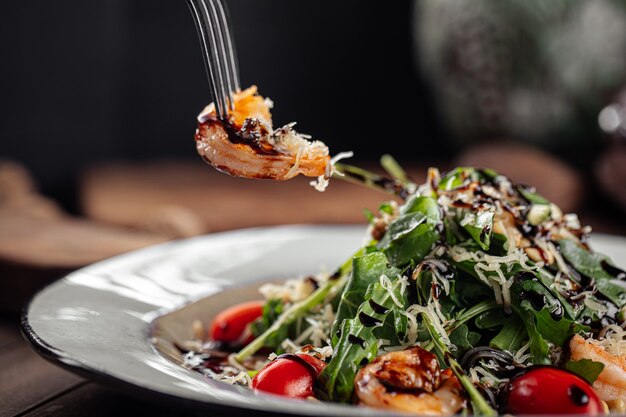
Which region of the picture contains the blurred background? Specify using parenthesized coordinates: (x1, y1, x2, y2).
(1, 0, 626, 310)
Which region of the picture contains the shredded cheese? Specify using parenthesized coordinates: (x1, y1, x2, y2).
(379, 274, 404, 308)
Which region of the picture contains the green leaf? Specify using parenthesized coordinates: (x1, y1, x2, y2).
(379, 196, 441, 267)
(317, 277, 409, 403)
(565, 359, 605, 384)
(510, 273, 589, 348)
(450, 273, 494, 307)
(439, 167, 476, 191)
(511, 273, 565, 326)
(517, 185, 550, 205)
(400, 194, 440, 218)
(536, 268, 579, 320)
(475, 309, 506, 329)
(489, 315, 526, 352)
(363, 208, 375, 223)
(332, 252, 400, 338)
(475, 310, 527, 352)
(533, 308, 590, 346)
(450, 324, 481, 355)
(559, 239, 626, 308)
(461, 210, 494, 251)
(378, 201, 395, 215)
(251, 299, 288, 348)
(489, 232, 509, 256)
(380, 154, 409, 184)
(381, 212, 427, 243)
(517, 308, 551, 365)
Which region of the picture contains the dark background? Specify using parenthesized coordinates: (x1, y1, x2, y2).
(1, 0, 442, 207)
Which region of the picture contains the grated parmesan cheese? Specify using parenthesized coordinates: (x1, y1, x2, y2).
(309, 151, 354, 192)
(597, 325, 626, 357)
(379, 274, 404, 308)
(449, 245, 537, 308)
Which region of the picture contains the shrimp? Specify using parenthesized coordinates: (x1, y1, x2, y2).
(570, 334, 626, 412)
(354, 347, 465, 416)
(195, 86, 330, 181)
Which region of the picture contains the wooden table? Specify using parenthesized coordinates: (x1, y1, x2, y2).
(1, 157, 625, 416)
(0, 317, 202, 417)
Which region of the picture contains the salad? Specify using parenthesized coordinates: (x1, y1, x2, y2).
(180, 163, 626, 415)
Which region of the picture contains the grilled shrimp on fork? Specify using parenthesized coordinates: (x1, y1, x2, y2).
(186, 0, 332, 182)
(195, 86, 331, 181)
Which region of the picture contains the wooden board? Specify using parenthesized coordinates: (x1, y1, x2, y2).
(80, 160, 425, 236)
(0, 211, 166, 314)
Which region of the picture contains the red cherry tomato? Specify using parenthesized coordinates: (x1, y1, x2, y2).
(505, 366, 603, 415)
(251, 353, 327, 399)
(209, 300, 264, 344)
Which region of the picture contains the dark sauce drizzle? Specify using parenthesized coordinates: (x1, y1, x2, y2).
(601, 260, 626, 280)
(369, 299, 390, 315)
(199, 116, 279, 156)
(348, 334, 366, 348)
(358, 311, 383, 327)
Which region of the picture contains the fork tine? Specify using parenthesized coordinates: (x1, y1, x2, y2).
(186, 0, 222, 117)
(213, 0, 240, 105)
(199, 0, 229, 119)
(186, 0, 234, 119)
(204, 0, 234, 113)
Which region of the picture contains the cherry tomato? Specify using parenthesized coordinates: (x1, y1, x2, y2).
(251, 353, 327, 399)
(505, 366, 603, 415)
(209, 300, 264, 344)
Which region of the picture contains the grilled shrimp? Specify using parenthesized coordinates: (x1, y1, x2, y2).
(195, 86, 330, 181)
(354, 347, 465, 416)
(570, 334, 626, 412)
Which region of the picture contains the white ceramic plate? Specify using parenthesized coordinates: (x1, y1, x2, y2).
(21, 226, 626, 416)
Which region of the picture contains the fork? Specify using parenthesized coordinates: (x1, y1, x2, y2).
(186, 0, 241, 120)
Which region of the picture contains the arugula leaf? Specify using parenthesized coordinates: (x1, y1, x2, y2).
(511, 273, 565, 324)
(378, 201, 395, 215)
(475, 310, 527, 352)
(362, 208, 375, 223)
(400, 194, 441, 217)
(559, 239, 626, 308)
(565, 359, 605, 384)
(490, 315, 526, 352)
(439, 167, 476, 191)
(489, 232, 509, 256)
(450, 273, 494, 307)
(510, 274, 588, 352)
(450, 324, 481, 354)
(460, 210, 494, 251)
(536, 268, 579, 320)
(250, 299, 287, 348)
(475, 309, 506, 329)
(379, 196, 440, 267)
(534, 308, 589, 346)
(332, 253, 400, 338)
(517, 185, 550, 205)
(517, 308, 551, 364)
(317, 277, 409, 403)
(381, 212, 427, 243)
